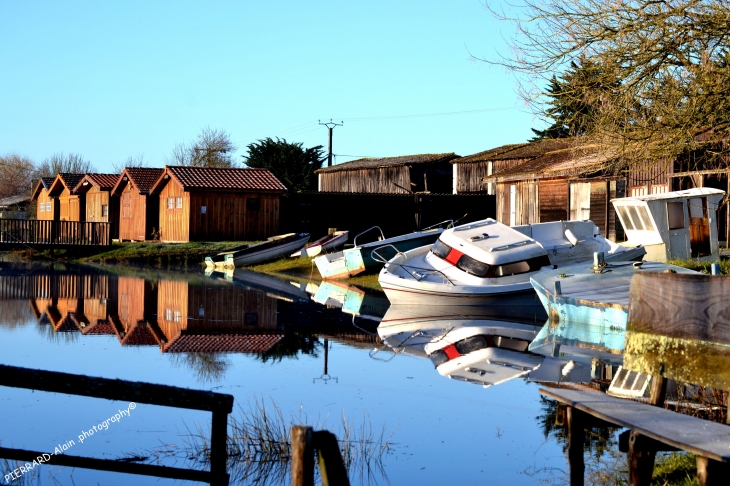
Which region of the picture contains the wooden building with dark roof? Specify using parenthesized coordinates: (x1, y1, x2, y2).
(483, 140, 625, 240)
(31, 177, 60, 220)
(46, 173, 85, 221)
(150, 166, 287, 242)
(112, 168, 164, 241)
(452, 143, 529, 194)
(73, 173, 121, 239)
(316, 153, 458, 194)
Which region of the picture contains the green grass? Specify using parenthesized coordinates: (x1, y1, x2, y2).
(27, 241, 249, 267)
(651, 452, 697, 486)
(667, 258, 730, 275)
(248, 256, 384, 291)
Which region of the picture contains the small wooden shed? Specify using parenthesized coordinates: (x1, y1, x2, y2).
(316, 153, 458, 194)
(150, 166, 287, 242)
(111, 168, 164, 241)
(483, 142, 624, 240)
(31, 177, 59, 220)
(46, 173, 85, 221)
(73, 173, 121, 239)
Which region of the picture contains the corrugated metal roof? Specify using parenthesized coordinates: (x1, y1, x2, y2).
(316, 153, 459, 173)
(163, 333, 284, 353)
(160, 166, 288, 192)
(0, 194, 31, 207)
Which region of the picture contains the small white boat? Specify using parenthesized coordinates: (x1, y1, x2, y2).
(290, 230, 349, 258)
(313, 222, 450, 280)
(378, 218, 644, 305)
(205, 233, 310, 268)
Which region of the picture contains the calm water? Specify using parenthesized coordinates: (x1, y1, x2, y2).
(0, 261, 622, 485)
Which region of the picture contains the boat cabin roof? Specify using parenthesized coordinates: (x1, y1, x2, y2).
(439, 219, 547, 265)
(611, 187, 725, 203)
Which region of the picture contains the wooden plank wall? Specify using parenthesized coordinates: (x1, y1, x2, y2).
(628, 159, 672, 192)
(119, 184, 157, 241)
(157, 279, 188, 341)
(158, 181, 190, 242)
(189, 192, 279, 241)
(319, 167, 411, 193)
(36, 190, 54, 220)
(117, 277, 147, 328)
(455, 162, 491, 193)
(539, 179, 568, 222)
(495, 181, 538, 225)
(85, 188, 119, 239)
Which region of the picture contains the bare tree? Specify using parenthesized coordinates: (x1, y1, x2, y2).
(167, 127, 237, 168)
(486, 0, 730, 167)
(111, 154, 152, 173)
(34, 152, 96, 178)
(0, 153, 36, 199)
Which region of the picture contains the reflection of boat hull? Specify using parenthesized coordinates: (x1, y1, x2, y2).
(206, 233, 310, 268)
(313, 229, 443, 279)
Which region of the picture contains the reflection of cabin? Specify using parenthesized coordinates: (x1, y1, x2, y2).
(73, 174, 121, 239)
(110, 276, 162, 345)
(156, 279, 281, 353)
(31, 177, 58, 220)
(112, 168, 164, 241)
(483, 141, 625, 240)
(612, 188, 724, 261)
(316, 153, 458, 194)
(47, 173, 85, 221)
(150, 166, 287, 242)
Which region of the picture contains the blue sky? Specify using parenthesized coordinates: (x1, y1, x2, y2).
(0, 1, 538, 172)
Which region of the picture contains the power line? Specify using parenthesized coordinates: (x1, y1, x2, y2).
(340, 106, 517, 122)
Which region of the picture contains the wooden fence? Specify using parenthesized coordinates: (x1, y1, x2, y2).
(280, 192, 496, 240)
(0, 219, 111, 247)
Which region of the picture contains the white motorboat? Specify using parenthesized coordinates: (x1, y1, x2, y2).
(378, 218, 645, 305)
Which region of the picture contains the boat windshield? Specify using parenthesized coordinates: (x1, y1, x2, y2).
(456, 254, 490, 277)
(431, 239, 451, 259)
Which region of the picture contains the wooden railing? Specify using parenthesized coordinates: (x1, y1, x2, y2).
(0, 219, 111, 246)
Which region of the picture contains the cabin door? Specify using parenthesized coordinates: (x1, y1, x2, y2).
(689, 197, 711, 257)
(569, 183, 591, 221)
(667, 201, 689, 259)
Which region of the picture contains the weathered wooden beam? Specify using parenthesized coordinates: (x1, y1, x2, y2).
(628, 273, 730, 345)
(696, 456, 730, 486)
(291, 426, 313, 486)
(648, 375, 667, 407)
(567, 406, 585, 486)
(0, 364, 233, 413)
(313, 431, 350, 486)
(618, 430, 679, 453)
(627, 431, 656, 486)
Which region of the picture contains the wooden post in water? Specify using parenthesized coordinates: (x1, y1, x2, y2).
(291, 426, 314, 486)
(566, 406, 585, 486)
(627, 431, 656, 486)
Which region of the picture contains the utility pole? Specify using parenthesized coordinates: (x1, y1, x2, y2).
(318, 119, 343, 167)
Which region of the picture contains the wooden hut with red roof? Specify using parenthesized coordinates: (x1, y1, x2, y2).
(150, 166, 287, 242)
(112, 168, 164, 241)
(73, 173, 121, 239)
(31, 177, 58, 220)
(46, 173, 85, 221)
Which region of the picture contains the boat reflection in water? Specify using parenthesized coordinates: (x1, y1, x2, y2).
(305, 279, 390, 323)
(378, 304, 596, 387)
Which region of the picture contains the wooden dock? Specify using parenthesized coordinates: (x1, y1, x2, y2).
(0, 218, 112, 249)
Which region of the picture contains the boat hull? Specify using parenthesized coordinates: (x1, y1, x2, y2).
(206, 233, 310, 268)
(314, 229, 442, 280)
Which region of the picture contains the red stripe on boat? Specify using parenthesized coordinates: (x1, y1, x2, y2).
(444, 248, 463, 265)
(443, 344, 460, 360)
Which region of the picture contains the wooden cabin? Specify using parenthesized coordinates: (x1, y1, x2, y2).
(150, 166, 287, 242)
(316, 153, 458, 194)
(111, 168, 164, 241)
(73, 173, 121, 239)
(156, 279, 281, 353)
(454, 140, 571, 195)
(31, 177, 58, 220)
(46, 173, 85, 221)
(0, 194, 31, 219)
(483, 141, 625, 240)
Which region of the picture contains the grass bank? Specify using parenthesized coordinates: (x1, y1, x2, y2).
(668, 258, 730, 275)
(247, 256, 383, 291)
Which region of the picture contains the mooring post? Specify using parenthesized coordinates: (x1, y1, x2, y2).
(210, 408, 229, 483)
(711, 263, 721, 276)
(628, 430, 656, 486)
(291, 426, 314, 486)
(696, 456, 730, 486)
(313, 430, 350, 486)
(567, 406, 585, 486)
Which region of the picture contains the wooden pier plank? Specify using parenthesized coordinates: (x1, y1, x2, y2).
(540, 388, 730, 462)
